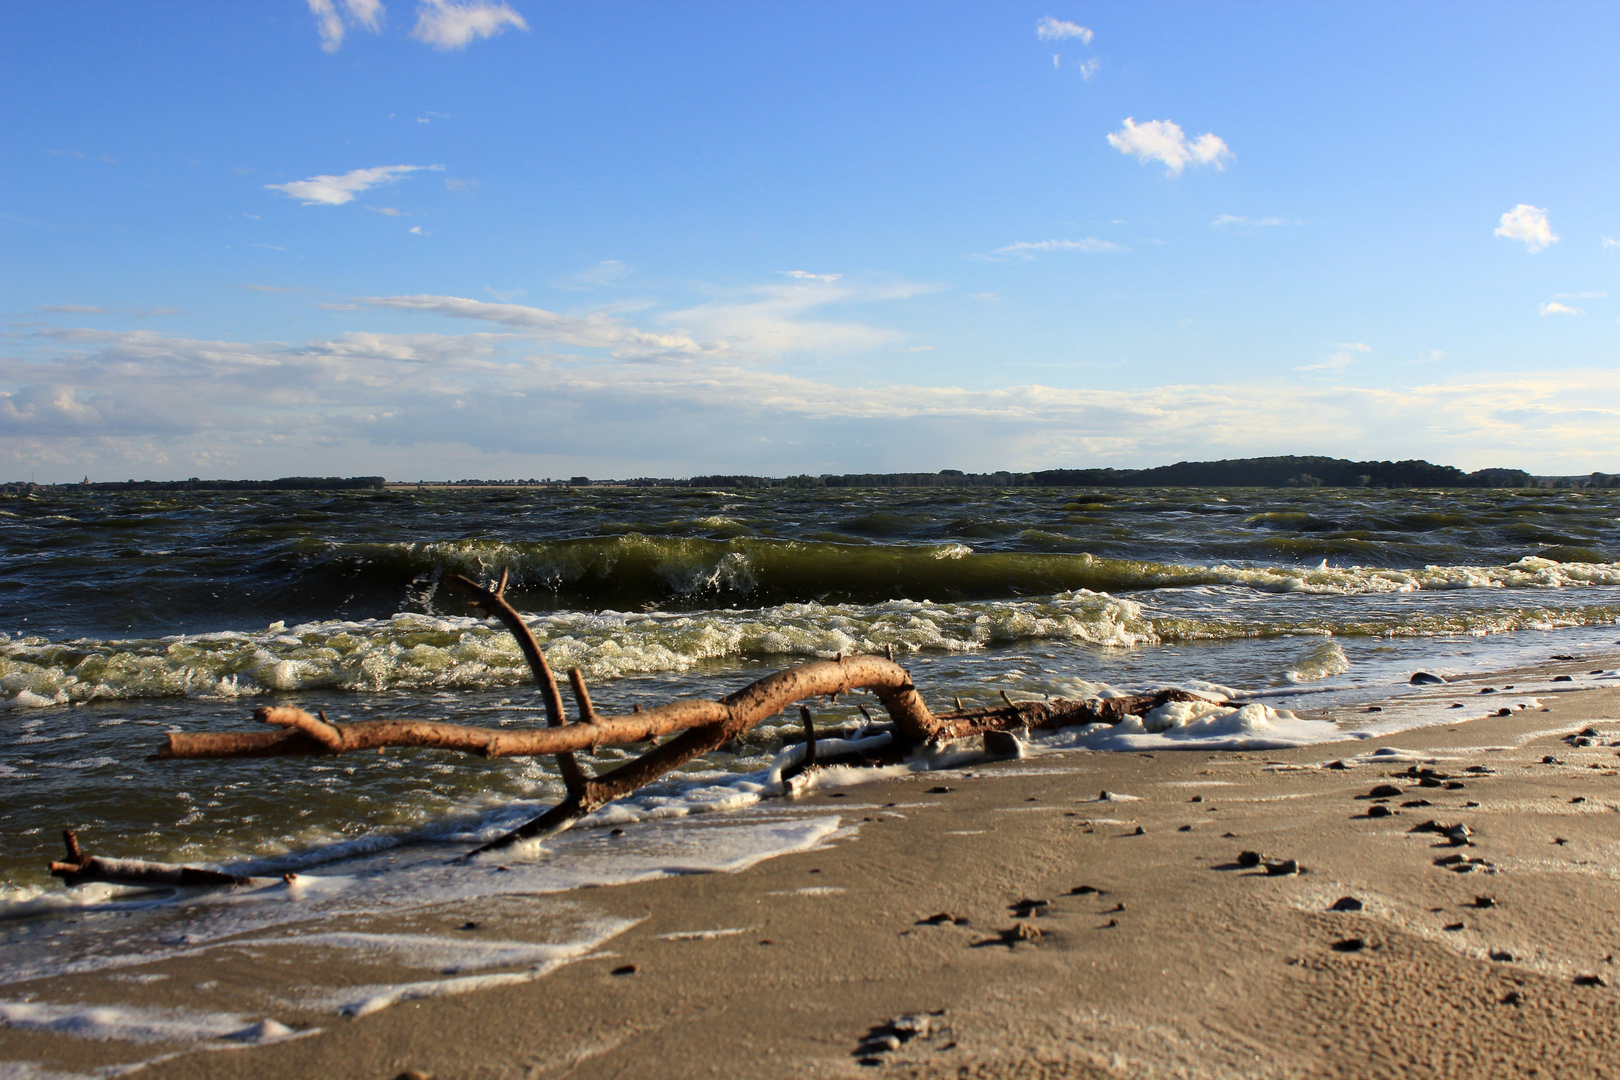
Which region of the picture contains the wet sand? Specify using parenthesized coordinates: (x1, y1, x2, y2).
(6, 675, 1620, 1080)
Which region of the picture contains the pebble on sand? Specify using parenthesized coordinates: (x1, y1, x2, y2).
(1331, 938, 1366, 952)
(1366, 784, 1403, 799)
(1329, 897, 1364, 912)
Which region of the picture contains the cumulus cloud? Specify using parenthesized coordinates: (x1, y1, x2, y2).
(1603, 236, 1619, 252)
(1036, 16, 1093, 42)
(307, 0, 385, 52)
(412, 0, 527, 49)
(1540, 301, 1584, 316)
(994, 238, 1127, 258)
(266, 165, 440, 206)
(1107, 118, 1232, 176)
(1494, 204, 1558, 253)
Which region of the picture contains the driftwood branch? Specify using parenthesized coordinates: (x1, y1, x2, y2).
(130, 568, 1218, 859)
(49, 831, 250, 889)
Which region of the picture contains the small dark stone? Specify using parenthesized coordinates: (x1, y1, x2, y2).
(1574, 974, 1609, 987)
(1190, 795, 1203, 802)
(985, 731, 1022, 756)
(1009, 898, 1049, 915)
(1464, 800, 1480, 807)
(926, 786, 952, 794)
(1367, 784, 1403, 798)
(1133, 825, 1145, 836)
(1444, 781, 1466, 790)
(1366, 706, 1382, 713)
(1496, 708, 1512, 717)
(610, 828, 625, 836)
(916, 912, 956, 926)
(1366, 805, 1392, 819)
(1178, 824, 1192, 832)
(396, 1071, 434, 1080)
(1475, 896, 1496, 909)
(1411, 671, 1446, 685)
(1554, 837, 1568, 845)
(1331, 938, 1366, 952)
(828, 792, 847, 798)
(1490, 949, 1513, 962)
(1444, 922, 1465, 931)
(1264, 859, 1300, 876)
(1434, 853, 1467, 865)
(1500, 991, 1523, 1005)
(1571, 796, 1587, 804)
(1418, 777, 1442, 788)
(1449, 703, 1463, 709)
(1543, 755, 1561, 764)
(1326, 760, 1349, 770)
(1237, 850, 1262, 868)
(611, 964, 637, 976)
(1402, 799, 1432, 808)
(458, 921, 479, 931)
(1553, 675, 1574, 682)
(1480, 687, 1497, 694)
(1329, 897, 1364, 912)
(1069, 885, 1100, 895)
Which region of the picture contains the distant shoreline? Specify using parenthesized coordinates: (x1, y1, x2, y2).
(6, 455, 1619, 492)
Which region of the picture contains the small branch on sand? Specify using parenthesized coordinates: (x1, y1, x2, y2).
(49, 831, 251, 889)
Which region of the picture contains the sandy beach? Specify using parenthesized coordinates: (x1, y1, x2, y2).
(5, 664, 1620, 1080)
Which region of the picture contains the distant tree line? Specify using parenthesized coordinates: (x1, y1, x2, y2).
(67, 476, 387, 492)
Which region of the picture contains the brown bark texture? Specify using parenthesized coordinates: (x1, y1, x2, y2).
(140, 571, 1216, 855)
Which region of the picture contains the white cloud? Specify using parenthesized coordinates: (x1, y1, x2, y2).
(408, 225, 428, 235)
(357, 294, 707, 359)
(1604, 236, 1619, 252)
(1211, 215, 1294, 228)
(1075, 58, 1099, 80)
(1300, 342, 1372, 372)
(266, 165, 440, 206)
(1036, 16, 1093, 42)
(307, 0, 385, 52)
(1107, 118, 1232, 176)
(1540, 302, 1584, 316)
(411, 0, 527, 49)
(994, 238, 1127, 258)
(10, 326, 1620, 478)
(662, 276, 937, 358)
(1494, 204, 1558, 253)
(368, 206, 406, 216)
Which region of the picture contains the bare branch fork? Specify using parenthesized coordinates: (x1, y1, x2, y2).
(120, 570, 1209, 871)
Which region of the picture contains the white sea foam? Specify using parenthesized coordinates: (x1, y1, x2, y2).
(0, 1001, 307, 1045)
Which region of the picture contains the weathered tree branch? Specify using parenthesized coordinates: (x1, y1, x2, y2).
(135, 569, 1220, 858)
(49, 831, 250, 889)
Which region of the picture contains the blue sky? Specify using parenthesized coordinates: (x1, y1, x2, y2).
(3, 1, 1617, 481)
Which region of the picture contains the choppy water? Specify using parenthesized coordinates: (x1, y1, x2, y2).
(4, 484, 1620, 895)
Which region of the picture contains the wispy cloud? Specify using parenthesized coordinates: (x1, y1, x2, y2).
(1554, 291, 1607, 300)
(1604, 236, 1619, 252)
(266, 165, 441, 206)
(356, 294, 706, 359)
(1494, 204, 1557, 253)
(412, 0, 528, 49)
(1300, 342, 1372, 372)
(36, 305, 179, 317)
(1540, 301, 1584, 316)
(993, 238, 1127, 258)
(9, 327, 1620, 477)
(1107, 118, 1231, 176)
(1211, 215, 1295, 229)
(408, 225, 429, 235)
(1036, 16, 1092, 43)
(307, 0, 385, 52)
(661, 275, 937, 358)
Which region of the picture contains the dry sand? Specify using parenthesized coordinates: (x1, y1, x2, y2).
(6, 673, 1620, 1080)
